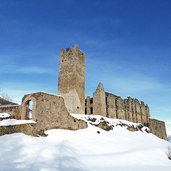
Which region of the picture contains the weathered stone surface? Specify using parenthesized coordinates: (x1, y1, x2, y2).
(58, 45, 85, 114)
(21, 92, 69, 121)
(0, 105, 21, 119)
(0, 123, 46, 137)
(106, 93, 117, 118)
(85, 96, 93, 114)
(149, 118, 167, 140)
(127, 126, 139, 132)
(37, 114, 87, 130)
(21, 92, 87, 131)
(87, 83, 150, 126)
(96, 121, 113, 131)
(85, 80, 166, 139)
(126, 124, 144, 132)
(93, 82, 106, 116)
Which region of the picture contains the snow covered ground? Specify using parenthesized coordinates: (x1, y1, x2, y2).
(0, 119, 36, 126)
(0, 114, 171, 171)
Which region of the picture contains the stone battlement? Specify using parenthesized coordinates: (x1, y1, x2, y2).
(60, 45, 84, 60)
(58, 45, 85, 114)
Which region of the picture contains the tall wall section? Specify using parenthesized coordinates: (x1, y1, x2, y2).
(58, 45, 85, 114)
(85, 96, 93, 114)
(106, 93, 117, 118)
(93, 83, 106, 116)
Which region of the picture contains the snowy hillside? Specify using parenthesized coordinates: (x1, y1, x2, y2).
(0, 114, 171, 171)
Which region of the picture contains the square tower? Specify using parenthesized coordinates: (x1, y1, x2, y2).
(58, 45, 85, 114)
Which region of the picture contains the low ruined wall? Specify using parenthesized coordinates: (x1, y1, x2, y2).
(37, 114, 87, 130)
(149, 118, 167, 140)
(21, 92, 87, 131)
(0, 105, 21, 119)
(0, 123, 45, 137)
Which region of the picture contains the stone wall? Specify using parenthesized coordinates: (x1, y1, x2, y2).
(85, 84, 167, 140)
(149, 118, 167, 140)
(0, 105, 21, 119)
(93, 83, 106, 116)
(0, 123, 43, 137)
(58, 45, 85, 114)
(85, 96, 93, 114)
(116, 96, 125, 120)
(86, 82, 150, 125)
(21, 92, 87, 130)
(106, 93, 117, 118)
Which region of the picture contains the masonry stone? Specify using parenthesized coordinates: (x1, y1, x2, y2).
(21, 92, 87, 130)
(58, 45, 85, 114)
(0, 105, 21, 119)
(149, 119, 167, 140)
(93, 82, 106, 116)
(106, 93, 117, 118)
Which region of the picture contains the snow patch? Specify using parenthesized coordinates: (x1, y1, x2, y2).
(0, 104, 19, 108)
(0, 113, 170, 170)
(0, 112, 11, 118)
(0, 119, 36, 126)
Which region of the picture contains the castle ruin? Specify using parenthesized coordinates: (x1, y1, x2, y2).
(57, 45, 167, 140)
(85, 82, 150, 126)
(0, 45, 168, 140)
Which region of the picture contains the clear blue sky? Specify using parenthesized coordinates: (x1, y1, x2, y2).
(0, 0, 171, 134)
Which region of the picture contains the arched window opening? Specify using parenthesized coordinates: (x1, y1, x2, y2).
(26, 100, 33, 119)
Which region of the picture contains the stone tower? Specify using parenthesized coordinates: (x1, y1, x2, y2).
(58, 45, 85, 114)
(93, 82, 106, 116)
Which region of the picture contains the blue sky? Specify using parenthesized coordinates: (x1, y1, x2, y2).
(0, 0, 171, 134)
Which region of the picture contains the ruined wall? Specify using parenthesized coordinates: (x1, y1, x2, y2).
(85, 96, 93, 114)
(87, 83, 150, 126)
(58, 45, 85, 114)
(0, 105, 21, 119)
(21, 92, 87, 130)
(93, 83, 106, 116)
(124, 97, 132, 121)
(106, 93, 117, 118)
(149, 118, 167, 140)
(116, 97, 125, 120)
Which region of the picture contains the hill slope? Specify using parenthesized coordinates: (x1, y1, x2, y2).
(0, 114, 170, 171)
